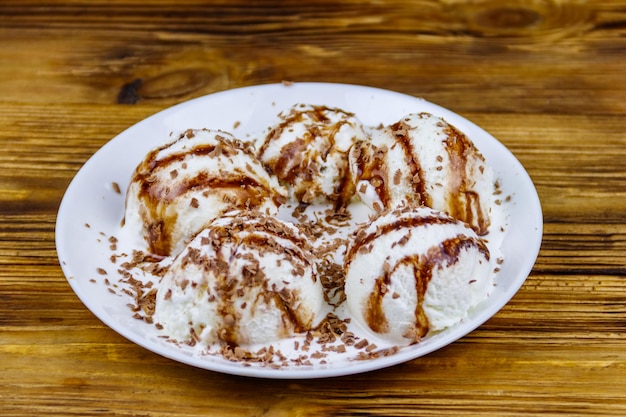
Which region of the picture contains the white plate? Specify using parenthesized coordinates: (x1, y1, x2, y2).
(56, 82, 542, 379)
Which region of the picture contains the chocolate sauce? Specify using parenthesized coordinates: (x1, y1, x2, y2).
(364, 269, 392, 334)
(258, 105, 359, 206)
(345, 209, 452, 263)
(363, 235, 489, 342)
(353, 115, 492, 236)
(130, 131, 279, 256)
(352, 141, 390, 208)
(442, 124, 490, 235)
(389, 120, 429, 206)
(177, 214, 316, 347)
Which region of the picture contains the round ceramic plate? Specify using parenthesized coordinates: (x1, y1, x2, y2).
(56, 82, 542, 379)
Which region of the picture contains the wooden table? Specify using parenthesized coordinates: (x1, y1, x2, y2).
(2, 1, 625, 415)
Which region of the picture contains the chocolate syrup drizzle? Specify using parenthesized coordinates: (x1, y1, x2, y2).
(129, 131, 280, 255)
(257, 105, 359, 206)
(346, 209, 490, 344)
(352, 114, 491, 236)
(174, 214, 316, 347)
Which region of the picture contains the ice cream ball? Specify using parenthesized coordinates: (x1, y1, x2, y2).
(350, 112, 496, 236)
(344, 206, 494, 346)
(256, 104, 369, 206)
(123, 128, 286, 256)
(153, 210, 326, 348)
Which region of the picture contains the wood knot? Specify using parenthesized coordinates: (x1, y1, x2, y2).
(138, 69, 212, 99)
(117, 78, 142, 104)
(474, 7, 541, 30)
(117, 68, 223, 104)
(459, 0, 593, 39)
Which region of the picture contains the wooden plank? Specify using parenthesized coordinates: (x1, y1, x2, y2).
(0, 2, 624, 113)
(2, 0, 626, 415)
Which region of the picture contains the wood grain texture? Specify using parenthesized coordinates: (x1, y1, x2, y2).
(1, 0, 626, 416)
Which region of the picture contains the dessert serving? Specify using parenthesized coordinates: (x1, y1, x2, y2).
(123, 128, 286, 257)
(256, 104, 369, 206)
(117, 102, 505, 360)
(344, 206, 493, 345)
(56, 83, 541, 378)
(349, 112, 495, 235)
(154, 210, 325, 348)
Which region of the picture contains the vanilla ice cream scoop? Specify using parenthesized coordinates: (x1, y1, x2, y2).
(344, 206, 493, 346)
(256, 104, 369, 206)
(123, 129, 286, 256)
(350, 113, 496, 235)
(153, 211, 326, 348)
